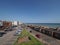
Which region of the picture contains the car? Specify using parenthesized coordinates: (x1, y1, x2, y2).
(14, 30, 22, 36)
(18, 30, 22, 32)
(4, 29, 9, 32)
(8, 28, 12, 31)
(35, 34, 41, 38)
(0, 33, 2, 37)
(0, 32, 4, 37)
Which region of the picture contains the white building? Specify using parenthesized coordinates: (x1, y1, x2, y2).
(0, 20, 3, 26)
(19, 21, 23, 25)
(12, 21, 23, 26)
(12, 21, 18, 26)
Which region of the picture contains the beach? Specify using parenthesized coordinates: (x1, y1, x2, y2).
(26, 23, 60, 28)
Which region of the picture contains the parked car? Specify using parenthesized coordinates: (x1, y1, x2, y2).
(35, 34, 41, 38)
(0, 32, 5, 37)
(14, 30, 22, 36)
(4, 29, 9, 32)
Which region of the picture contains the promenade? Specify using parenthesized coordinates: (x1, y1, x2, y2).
(26, 27, 60, 45)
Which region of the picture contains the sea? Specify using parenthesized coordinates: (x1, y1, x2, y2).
(26, 23, 60, 28)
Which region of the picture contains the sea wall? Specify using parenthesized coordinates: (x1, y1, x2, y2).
(27, 24, 60, 39)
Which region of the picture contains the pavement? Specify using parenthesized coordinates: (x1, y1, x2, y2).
(1, 25, 60, 45)
(0, 27, 19, 45)
(26, 27, 60, 45)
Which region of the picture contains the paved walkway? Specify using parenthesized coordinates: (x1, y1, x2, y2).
(27, 27, 60, 45)
(0, 27, 18, 45)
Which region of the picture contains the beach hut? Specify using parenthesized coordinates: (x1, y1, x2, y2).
(53, 30, 60, 39)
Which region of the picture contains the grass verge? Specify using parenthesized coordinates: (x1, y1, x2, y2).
(13, 29, 43, 45)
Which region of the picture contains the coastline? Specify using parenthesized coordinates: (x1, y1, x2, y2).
(26, 23, 60, 28)
(26, 23, 60, 40)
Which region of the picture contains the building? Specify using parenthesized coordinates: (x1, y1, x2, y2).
(3, 21, 12, 28)
(12, 21, 23, 26)
(0, 20, 12, 30)
(0, 20, 3, 26)
(12, 21, 19, 26)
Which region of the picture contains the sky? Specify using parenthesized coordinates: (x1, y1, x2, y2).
(0, 0, 60, 23)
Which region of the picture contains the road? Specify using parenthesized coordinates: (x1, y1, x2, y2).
(27, 27, 60, 45)
(0, 27, 18, 45)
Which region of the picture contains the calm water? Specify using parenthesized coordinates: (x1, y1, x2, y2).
(26, 23, 60, 28)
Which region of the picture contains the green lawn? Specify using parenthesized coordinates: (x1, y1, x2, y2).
(14, 29, 43, 45)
